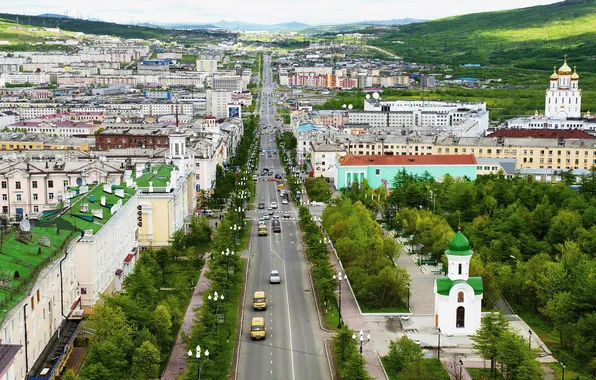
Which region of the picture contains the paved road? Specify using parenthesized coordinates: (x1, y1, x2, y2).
(236, 54, 330, 380)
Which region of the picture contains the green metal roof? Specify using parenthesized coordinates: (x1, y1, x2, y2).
(134, 165, 176, 188)
(445, 230, 473, 256)
(436, 277, 484, 296)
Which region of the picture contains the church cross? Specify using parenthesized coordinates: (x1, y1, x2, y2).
(564, 53, 568, 62)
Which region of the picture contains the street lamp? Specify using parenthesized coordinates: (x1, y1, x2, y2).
(407, 282, 411, 310)
(528, 329, 532, 349)
(561, 361, 565, 380)
(188, 345, 209, 380)
(333, 271, 346, 328)
(352, 329, 371, 355)
(437, 327, 442, 361)
(459, 359, 464, 380)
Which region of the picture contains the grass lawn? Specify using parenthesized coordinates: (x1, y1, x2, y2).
(323, 300, 341, 331)
(381, 357, 450, 380)
(467, 368, 504, 379)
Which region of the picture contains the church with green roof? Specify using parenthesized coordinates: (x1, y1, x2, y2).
(433, 230, 484, 335)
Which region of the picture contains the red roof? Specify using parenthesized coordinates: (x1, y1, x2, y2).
(339, 154, 477, 166)
(488, 129, 596, 139)
(124, 253, 134, 263)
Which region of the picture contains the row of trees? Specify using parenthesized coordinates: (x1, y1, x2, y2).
(305, 177, 332, 203)
(353, 169, 596, 376)
(333, 327, 373, 380)
(74, 217, 212, 380)
(321, 199, 407, 309)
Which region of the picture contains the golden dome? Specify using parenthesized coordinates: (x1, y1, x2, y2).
(558, 57, 572, 75)
(550, 66, 559, 80)
(571, 66, 579, 80)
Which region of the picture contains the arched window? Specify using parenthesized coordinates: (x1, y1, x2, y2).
(456, 306, 465, 328)
(458, 264, 462, 275)
(458, 291, 464, 303)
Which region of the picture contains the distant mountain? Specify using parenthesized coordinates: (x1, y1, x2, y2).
(163, 23, 220, 29)
(213, 20, 310, 31)
(37, 13, 71, 19)
(135, 22, 164, 29)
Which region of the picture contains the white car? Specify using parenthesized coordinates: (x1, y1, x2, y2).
(271, 202, 278, 209)
(270, 270, 281, 284)
(263, 215, 270, 220)
(282, 199, 288, 205)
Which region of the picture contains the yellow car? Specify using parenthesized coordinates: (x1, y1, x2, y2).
(258, 224, 268, 236)
(250, 317, 266, 340)
(253, 291, 267, 310)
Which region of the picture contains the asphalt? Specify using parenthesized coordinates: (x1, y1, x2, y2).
(236, 54, 330, 380)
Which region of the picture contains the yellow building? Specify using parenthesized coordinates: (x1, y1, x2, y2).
(0, 133, 44, 150)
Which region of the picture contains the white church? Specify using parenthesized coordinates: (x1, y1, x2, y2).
(434, 230, 483, 335)
(545, 56, 581, 118)
(505, 57, 596, 131)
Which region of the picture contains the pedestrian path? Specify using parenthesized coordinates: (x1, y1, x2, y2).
(161, 262, 211, 380)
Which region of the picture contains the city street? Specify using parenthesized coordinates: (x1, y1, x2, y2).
(236, 54, 331, 380)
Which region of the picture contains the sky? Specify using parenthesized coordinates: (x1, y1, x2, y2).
(2, 0, 561, 25)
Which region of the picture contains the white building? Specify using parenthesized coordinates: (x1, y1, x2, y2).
(196, 59, 218, 74)
(206, 89, 232, 118)
(545, 58, 581, 118)
(434, 231, 483, 336)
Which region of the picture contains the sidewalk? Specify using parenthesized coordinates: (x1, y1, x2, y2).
(327, 241, 388, 380)
(161, 262, 212, 380)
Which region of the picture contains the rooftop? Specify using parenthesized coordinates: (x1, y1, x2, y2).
(133, 164, 177, 188)
(436, 277, 484, 296)
(338, 154, 477, 167)
(488, 129, 596, 139)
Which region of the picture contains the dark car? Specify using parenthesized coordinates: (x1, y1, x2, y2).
(258, 202, 265, 209)
(273, 222, 281, 233)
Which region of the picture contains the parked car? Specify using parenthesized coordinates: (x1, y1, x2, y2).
(203, 210, 214, 217)
(270, 270, 281, 284)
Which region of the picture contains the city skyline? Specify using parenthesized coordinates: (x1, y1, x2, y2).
(2, 0, 561, 26)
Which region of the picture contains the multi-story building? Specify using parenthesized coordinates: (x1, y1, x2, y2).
(213, 76, 245, 92)
(196, 59, 218, 74)
(95, 128, 170, 151)
(6, 121, 100, 136)
(206, 89, 232, 118)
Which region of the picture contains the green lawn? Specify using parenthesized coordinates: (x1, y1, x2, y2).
(467, 368, 504, 379)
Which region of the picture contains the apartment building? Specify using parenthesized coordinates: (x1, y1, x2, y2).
(196, 59, 218, 74)
(95, 128, 170, 150)
(206, 89, 233, 118)
(6, 121, 99, 136)
(213, 76, 245, 92)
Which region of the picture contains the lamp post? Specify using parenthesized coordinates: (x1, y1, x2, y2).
(561, 361, 565, 380)
(437, 327, 441, 361)
(188, 345, 209, 380)
(230, 224, 239, 251)
(528, 329, 532, 350)
(459, 359, 464, 380)
(407, 282, 411, 310)
(352, 329, 371, 355)
(333, 271, 346, 328)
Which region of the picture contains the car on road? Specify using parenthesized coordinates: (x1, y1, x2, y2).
(271, 202, 277, 209)
(258, 224, 268, 236)
(283, 211, 291, 219)
(202, 210, 214, 217)
(253, 291, 267, 310)
(258, 218, 265, 225)
(261, 152, 265, 156)
(263, 214, 270, 220)
(282, 199, 288, 205)
(250, 317, 266, 340)
(270, 270, 281, 284)
(275, 174, 282, 179)
(273, 222, 281, 233)
(258, 202, 265, 209)
(268, 208, 274, 215)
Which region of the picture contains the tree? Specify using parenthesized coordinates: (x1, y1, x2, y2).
(124, 264, 159, 308)
(384, 336, 424, 374)
(169, 228, 187, 261)
(541, 291, 574, 346)
(131, 341, 161, 380)
(154, 247, 169, 284)
(470, 312, 510, 376)
(153, 303, 173, 346)
(61, 369, 80, 380)
(496, 330, 543, 380)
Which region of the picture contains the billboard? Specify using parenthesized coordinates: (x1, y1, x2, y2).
(227, 105, 241, 118)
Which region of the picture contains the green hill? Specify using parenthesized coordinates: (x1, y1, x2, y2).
(368, 0, 596, 73)
(0, 13, 228, 50)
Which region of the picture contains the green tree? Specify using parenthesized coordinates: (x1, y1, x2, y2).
(384, 336, 424, 374)
(470, 312, 510, 376)
(169, 228, 188, 261)
(61, 369, 80, 380)
(154, 247, 170, 284)
(131, 341, 161, 380)
(496, 330, 543, 380)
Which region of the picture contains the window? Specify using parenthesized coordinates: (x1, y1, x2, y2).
(456, 307, 465, 328)
(49, 193, 54, 200)
(458, 291, 464, 303)
(33, 206, 38, 212)
(1, 194, 5, 201)
(375, 169, 380, 175)
(2, 206, 6, 213)
(32, 181, 38, 188)
(15, 182, 21, 190)
(63, 180, 68, 188)
(1, 181, 5, 189)
(458, 264, 462, 275)
(16, 194, 21, 201)
(48, 180, 53, 188)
